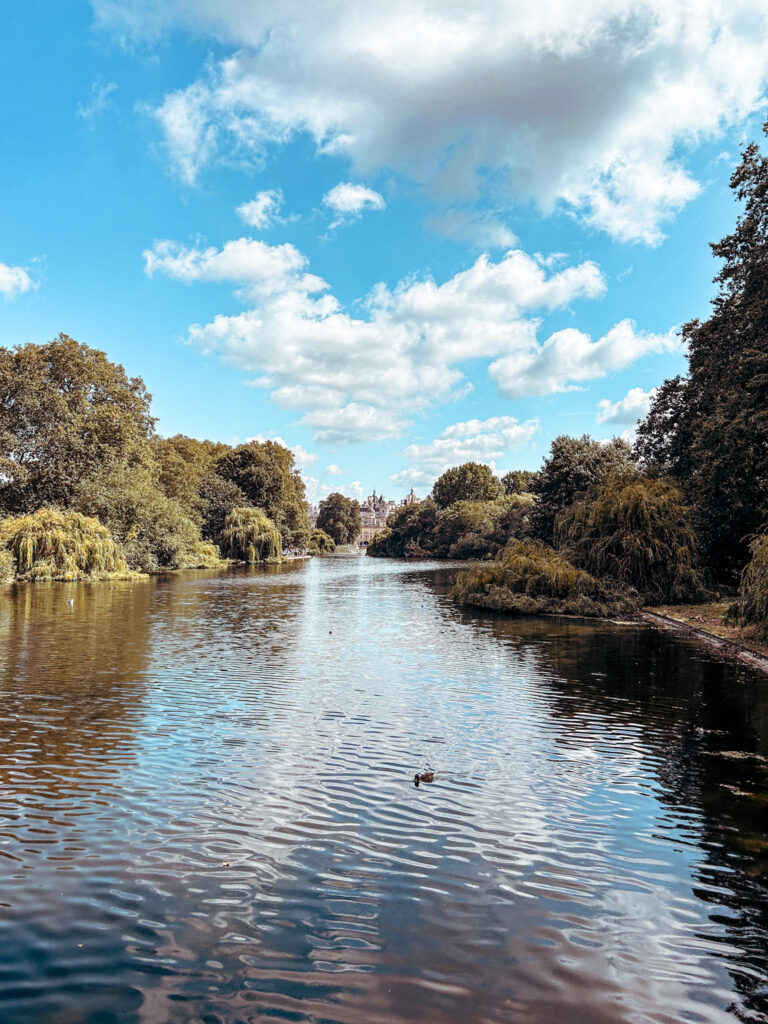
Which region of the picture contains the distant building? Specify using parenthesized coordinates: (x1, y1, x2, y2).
(356, 488, 421, 545)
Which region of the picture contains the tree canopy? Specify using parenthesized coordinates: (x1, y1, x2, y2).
(430, 462, 504, 508)
(316, 492, 361, 545)
(530, 435, 634, 544)
(0, 334, 155, 513)
(216, 441, 311, 550)
(636, 121, 768, 579)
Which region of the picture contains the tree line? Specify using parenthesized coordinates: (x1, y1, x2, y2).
(0, 334, 325, 580)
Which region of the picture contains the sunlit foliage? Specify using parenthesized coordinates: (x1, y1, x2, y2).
(216, 441, 311, 549)
(556, 474, 707, 603)
(0, 334, 155, 514)
(431, 462, 504, 509)
(75, 463, 220, 572)
(307, 528, 336, 555)
(453, 539, 638, 618)
(218, 507, 282, 563)
(0, 508, 138, 581)
(316, 492, 362, 545)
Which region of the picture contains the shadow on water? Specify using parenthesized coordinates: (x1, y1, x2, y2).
(0, 556, 766, 1023)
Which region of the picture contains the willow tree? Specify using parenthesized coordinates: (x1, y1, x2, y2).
(556, 474, 706, 604)
(0, 508, 137, 581)
(218, 507, 282, 563)
(0, 335, 155, 514)
(728, 535, 768, 639)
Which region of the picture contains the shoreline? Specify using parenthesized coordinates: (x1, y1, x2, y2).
(641, 609, 768, 677)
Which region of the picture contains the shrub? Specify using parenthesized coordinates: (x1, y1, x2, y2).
(218, 507, 282, 563)
(728, 535, 768, 638)
(307, 528, 336, 555)
(556, 474, 707, 603)
(0, 508, 138, 581)
(453, 539, 638, 618)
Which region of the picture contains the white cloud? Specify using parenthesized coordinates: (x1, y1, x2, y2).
(323, 182, 385, 216)
(391, 415, 540, 490)
(324, 463, 343, 475)
(243, 432, 318, 468)
(0, 261, 34, 299)
(96, 0, 768, 241)
(236, 189, 284, 229)
(489, 320, 680, 398)
(145, 235, 613, 442)
(77, 80, 117, 123)
(596, 385, 657, 425)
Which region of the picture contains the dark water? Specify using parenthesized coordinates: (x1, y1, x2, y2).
(1, 555, 767, 1024)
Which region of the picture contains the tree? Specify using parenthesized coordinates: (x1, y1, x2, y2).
(367, 500, 439, 557)
(501, 470, 538, 495)
(153, 434, 231, 522)
(215, 441, 311, 549)
(0, 334, 155, 513)
(316, 492, 361, 545)
(530, 435, 634, 543)
(636, 121, 768, 579)
(556, 473, 706, 603)
(218, 507, 282, 563)
(431, 462, 503, 508)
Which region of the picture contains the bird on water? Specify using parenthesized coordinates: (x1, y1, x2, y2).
(413, 771, 434, 787)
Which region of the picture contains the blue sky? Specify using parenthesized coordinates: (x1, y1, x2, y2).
(2, 1, 768, 503)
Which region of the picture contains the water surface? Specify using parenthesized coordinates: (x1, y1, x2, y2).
(1, 555, 767, 1023)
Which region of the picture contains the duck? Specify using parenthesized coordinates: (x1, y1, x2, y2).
(413, 770, 434, 787)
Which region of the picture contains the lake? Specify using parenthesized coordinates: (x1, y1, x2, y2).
(0, 554, 767, 1023)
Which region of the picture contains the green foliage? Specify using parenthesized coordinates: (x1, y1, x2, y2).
(0, 508, 138, 581)
(316, 492, 362, 545)
(728, 535, 768, 639)
(530, 434, 635, 543)
(218, 507, 282, 563)
(636, 122, 768, 580)
(74, 462, 220, 572)
(501, 470, 538, 495)
(431, 462, 504, 509)
(153, 434, 231, 523)
(197, 473, 247, 540)
(307, 528, 336, 555)
(367, 494, 534, 559)
(216, 441, 311, 549)
(367, 500, 439, 557)
(453, 539, 638, 619)
(556, 474, 707, 603)
(0, 334, 155, 514)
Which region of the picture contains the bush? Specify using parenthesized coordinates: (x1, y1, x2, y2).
(0, 508, 138, 581)
(728, 535, 768, 638)
(453, 539, 638, 618)
(218, 507, 282, 563)
(307, 528, 336, 555)
(556, 474, 707, 603)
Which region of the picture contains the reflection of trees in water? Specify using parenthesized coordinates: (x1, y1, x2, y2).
(0, 579, 153, 804)
(454, 604, 768, 1021)
(146, 562, 309, 680)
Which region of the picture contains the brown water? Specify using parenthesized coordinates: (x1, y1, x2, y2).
(1, 555, 767, 1024)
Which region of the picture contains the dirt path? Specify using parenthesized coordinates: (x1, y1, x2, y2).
(641, 606, 768, 676)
